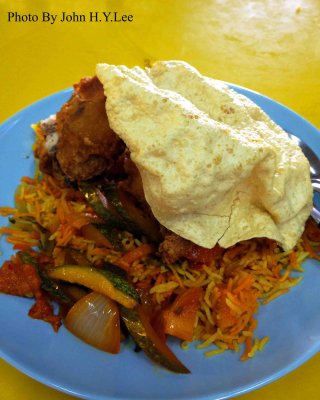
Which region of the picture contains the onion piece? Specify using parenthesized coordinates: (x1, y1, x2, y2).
(65, 291, 120, 354)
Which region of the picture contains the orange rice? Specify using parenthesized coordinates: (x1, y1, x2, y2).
(1, 123, 320, 360)
(1, 168, 318, 361)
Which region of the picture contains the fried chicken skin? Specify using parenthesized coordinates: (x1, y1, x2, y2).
(118, 152, 146, 206)
(56, 76, 124, 181)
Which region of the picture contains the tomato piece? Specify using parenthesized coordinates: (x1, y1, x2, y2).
(185, 244, 223, 265)
(159, 287, 203, 341)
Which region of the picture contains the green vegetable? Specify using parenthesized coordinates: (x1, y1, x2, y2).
(97, 181, 142, 236)
(19, 252, 71, 303)
(79, 183, 127, 230)
(93, 223, 125, 251)
(48, 265, 139, 309)
(102, 261, 127, 278)
(120, 305, 190, 374)
(80, 181, 161, 242)
(99, 181, 161, 242)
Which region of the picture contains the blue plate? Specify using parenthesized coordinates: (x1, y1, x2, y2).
(0, 85, 320, 400)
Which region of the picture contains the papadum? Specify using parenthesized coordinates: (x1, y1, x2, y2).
(96, 60, 312, 251)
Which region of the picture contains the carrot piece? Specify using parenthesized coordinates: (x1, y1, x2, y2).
(288, 252, 298, 268)
(0, 227, 18, 235)
(21, 176, 36, 185)
(0, 206, 17, 216)
(240, 336, 253, 361)
(233, 274, 254, 294)
(81, 224, 112, 248)
(13, 243, 33, 251)
(117, 243, 156, 270)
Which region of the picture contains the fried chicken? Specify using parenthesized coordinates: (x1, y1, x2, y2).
(55, 76, 124, 181)
(160, 230, 223, 265)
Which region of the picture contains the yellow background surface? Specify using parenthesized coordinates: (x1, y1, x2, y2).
(0, 1, 319, 399)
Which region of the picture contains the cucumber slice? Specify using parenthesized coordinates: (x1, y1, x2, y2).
(48, 265, 139, 309)
(120, 305, 190, 374)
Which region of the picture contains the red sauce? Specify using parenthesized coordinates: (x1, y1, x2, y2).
(0, 256, 62, 331)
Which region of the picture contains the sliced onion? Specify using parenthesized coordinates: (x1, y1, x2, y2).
(65, 291, 120, 354)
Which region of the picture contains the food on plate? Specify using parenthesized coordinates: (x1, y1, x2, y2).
(0, 61, 319, 373)
(96, 61, 312, 251)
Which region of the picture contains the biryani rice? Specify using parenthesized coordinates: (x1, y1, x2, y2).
(0, 122, 319, 360)
(0, 164, 317, 361)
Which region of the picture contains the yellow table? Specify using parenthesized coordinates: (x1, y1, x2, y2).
(0, 1, 319, 399)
